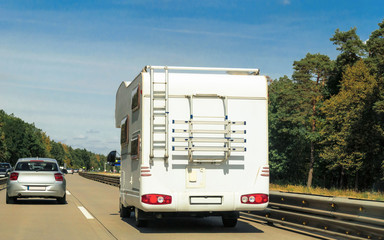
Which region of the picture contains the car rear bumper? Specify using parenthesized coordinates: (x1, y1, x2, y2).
(7, 181, 66, 198)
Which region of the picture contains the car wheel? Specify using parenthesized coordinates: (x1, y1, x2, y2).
(57, 194, 66, 204)
(134, 208, 148, 227)
(6, 192, 16, 204)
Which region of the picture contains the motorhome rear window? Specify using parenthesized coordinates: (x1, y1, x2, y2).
(120, 116, 129, 145)
(131, 85, 140, 112)
(131, 135, 140, 159)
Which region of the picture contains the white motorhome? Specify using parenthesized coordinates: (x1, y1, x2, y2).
(109, 66, 269, 227)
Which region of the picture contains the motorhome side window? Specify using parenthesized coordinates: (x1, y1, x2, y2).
(131, 134, 140, 160)
(131, 85, 140, 112)
(120, 116, 129, 145)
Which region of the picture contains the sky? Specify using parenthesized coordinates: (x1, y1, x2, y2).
(0, 0, 383, 155)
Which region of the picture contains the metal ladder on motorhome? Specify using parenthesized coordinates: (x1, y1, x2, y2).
(148, 66, 169, 161)
(146, 65, 258, 163)
(172, 95, 247, 163)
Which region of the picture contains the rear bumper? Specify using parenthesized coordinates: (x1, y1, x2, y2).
(136, 210, 240, 220)
(7, 181, 66, 198)
(125, 191, 269, 212)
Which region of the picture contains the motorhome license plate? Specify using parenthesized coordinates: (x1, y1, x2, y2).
(28, 186, 46, 191)
(190, 196, 222, 205)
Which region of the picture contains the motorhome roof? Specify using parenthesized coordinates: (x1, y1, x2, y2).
(144, 66, 260, 75)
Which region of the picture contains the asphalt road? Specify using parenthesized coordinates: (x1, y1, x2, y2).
(0, 174, 329, 240)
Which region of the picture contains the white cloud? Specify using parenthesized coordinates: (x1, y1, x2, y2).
(282, 0, 291, 5)
(73, 135, 88, 140)
(86, 129, 100, 134)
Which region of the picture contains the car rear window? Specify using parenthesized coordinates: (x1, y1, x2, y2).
(0, 163, 11, 171)
(15, 162, 58, 171)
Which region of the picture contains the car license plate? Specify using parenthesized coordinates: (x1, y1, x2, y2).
(28, 186, 46, 191)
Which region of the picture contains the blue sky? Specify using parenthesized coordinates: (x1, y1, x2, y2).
(0, 0, 383, 154)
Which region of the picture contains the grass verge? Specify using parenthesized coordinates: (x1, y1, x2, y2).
(270, 183, 384, 201)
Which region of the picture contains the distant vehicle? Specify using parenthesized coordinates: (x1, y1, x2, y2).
(0, 163, 12, 177)
(73, 169, 79, 173)
(6, 158, 66, 204)
(108, 66, 269, 227)
(66, 168, 74, 174)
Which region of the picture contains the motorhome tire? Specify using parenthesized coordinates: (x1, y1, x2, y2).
(135, 208, 148, 227)
(120, 200, 130, 218)
(222, 212, 239, 227)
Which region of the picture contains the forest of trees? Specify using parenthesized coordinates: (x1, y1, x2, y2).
(269, 19, 384, 191)
(0, 110, 107, 170)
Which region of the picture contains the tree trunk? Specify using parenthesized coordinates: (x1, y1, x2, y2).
(307, 141, 315, 188)
(307, 99, 317, 188)
(340, 166, 345, 189)
(354, 171, 359, 191)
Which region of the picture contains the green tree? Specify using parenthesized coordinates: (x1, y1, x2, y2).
(0, 112, 9, 162)
(292, 53, 333, 188)
(366, 19, 384, 77)
(320, 60, 381, 189)
(366, 19, 384, 181)
(28, 127, 49, 158)
(50, 141, 66, 166)
(3, 114, 33, 165)
(328, 27, 367, 95)
(269, 76, 310, 184)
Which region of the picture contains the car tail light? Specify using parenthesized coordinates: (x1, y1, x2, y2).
(241, 194, 268, 204)
(9, 172, 19, 181)
(141, 194, 172, 205)
(54, 173, 64, 181)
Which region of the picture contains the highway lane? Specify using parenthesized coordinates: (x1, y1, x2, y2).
(0, 182, 111, 239)
(0, 174, 329, 240)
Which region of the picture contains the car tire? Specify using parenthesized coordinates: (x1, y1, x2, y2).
(6, 192, 17, 204)
(57, 194, 66, 204)
(134, 208, 148, 227)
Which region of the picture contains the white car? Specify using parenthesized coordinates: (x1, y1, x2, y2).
(6, 158, 66, 204)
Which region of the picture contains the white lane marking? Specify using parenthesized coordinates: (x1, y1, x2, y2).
(78, 206, 94, 220)
(66, 190, 71, 195)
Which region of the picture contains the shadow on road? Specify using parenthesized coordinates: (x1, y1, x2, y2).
(120, 214, 264, 234)
(9, 198, 65, 205)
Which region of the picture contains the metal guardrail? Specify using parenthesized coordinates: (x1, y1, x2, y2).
(79, 173, 384, 239)
(250, 191, 384, 240)
(79, 172, 120, 187)
(0, 177, 7, 190)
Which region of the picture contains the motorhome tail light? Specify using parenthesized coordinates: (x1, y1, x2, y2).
(241, 194, 268, 204)
(54, 173, 64, 181)
(9, 172, 19, 181)
(141, 194, 172, 205)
